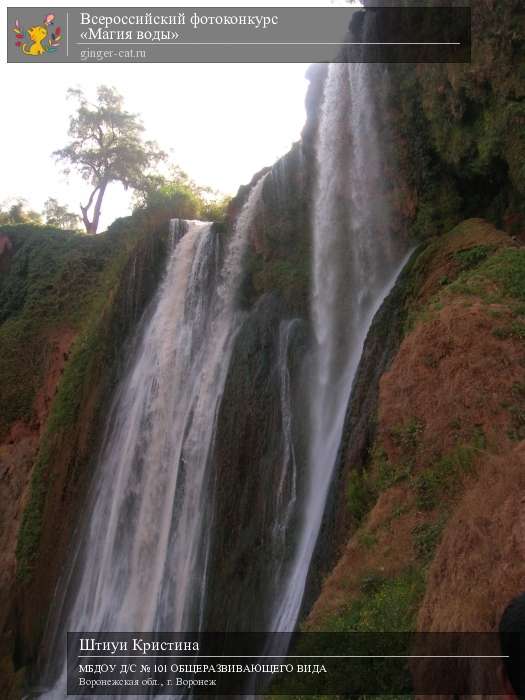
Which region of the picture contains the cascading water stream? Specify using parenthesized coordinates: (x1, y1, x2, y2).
(270, 319, 300, 590)
(37, 177, 267, 698)
(34, 51, 411, 700)
(270, 61, 411, 634)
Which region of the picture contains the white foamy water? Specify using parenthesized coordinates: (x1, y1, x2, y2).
(270, 60, 410, 634)
(37, 177, 267, 698)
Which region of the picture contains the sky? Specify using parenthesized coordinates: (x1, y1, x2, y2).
(0, 62, 310, 229)
(0, 1, 343, 230)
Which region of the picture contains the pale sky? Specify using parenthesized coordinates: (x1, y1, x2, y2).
(0, 1, 344, 230)
(1, 62, 310, 229)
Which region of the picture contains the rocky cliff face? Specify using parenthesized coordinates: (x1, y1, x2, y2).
(305, 219, 525, 639)
(204, 294, 307, 632)
(0, 216, 171, 698)
(383, 0, 525, 240)
(212, 0, 524, 640)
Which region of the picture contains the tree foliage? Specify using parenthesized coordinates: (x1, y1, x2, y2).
(54, 85, 166, 234)
(0, 199, 42, 225)
(43, 198, 81, 230)
(135, 166, 231, 223)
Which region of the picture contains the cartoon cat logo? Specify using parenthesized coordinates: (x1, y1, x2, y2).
(13, 14, 62, 56)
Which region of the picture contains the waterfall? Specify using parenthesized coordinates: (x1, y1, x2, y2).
(270, 319, 300, 590)
(32, 52, 413, 700)
(37, 176, 266, 698)
(270, 61, 411, 633)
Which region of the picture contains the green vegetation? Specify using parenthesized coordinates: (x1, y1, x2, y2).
(482, 248, 525, 301)
(412, 517, 446, 564)
(45, 326, 104, 432)
(252, 256, 310, 308)
(346, 425, 485, 524)
(55, 85, 166, 233)
(390, 15, 525, 239)
(347, 470, 376, 525)
(325, 567, 425, 633)
(135, 166, 231, 223)
(415, 435, 483, 511)
(357, 531, 378, 550)
(411, 179, 463, 240)
(346, 445, 413, 527)
(0, 225, 117, 326)
(468, 247, 525, 340)
(43, 197, 81, 230)
(0, 223, 133, 436)
(240, 220, 311, 314)
(330, 224, 522, 658)
(3, 214, 170, 579)
(492, 322, 525, 340)
(15, 327, 109, 578)
(346, 446, 413, 526)
(453, 244, 493, 271)
(404, 228, 525, 340)
(276, 569, 424, 697)
(15, 446, 50, 581)
(443, 247, 525, 314)
(390, 418, 425, 454)
(0, 199, 42, 225)
(340, 227, 523, 599)
(373, 447, 412, 492)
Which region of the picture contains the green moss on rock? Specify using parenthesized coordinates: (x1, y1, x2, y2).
(7, 214, 170, 581)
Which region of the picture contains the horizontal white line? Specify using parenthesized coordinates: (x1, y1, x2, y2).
(75, 42, 462, 46)
(77, 655, 507, 659)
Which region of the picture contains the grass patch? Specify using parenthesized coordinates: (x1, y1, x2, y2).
(275, 567, 423, 695)
(453, 245, 493, 271)
(409, 241, 525, 341)
(15, 446, 50, 581)
(347, 447, 412, 525)
(357, 531, 378, 550)
(377, 457, 412, 491)
(412, 517, 446, 565)
(482, 248, 525, 301)
(492, 321, 525, 341)
(347, 470, 376, 525)
(389, 502, 413, 523)
(346, 445, 415, 527)
(510, 321, 525, 339)
(447, 247, 525, 308)
(390, 418, 425, 454)
(275, 563, 425, 693)
(325, 567, 425, 633)
(414, 437, 482, 511)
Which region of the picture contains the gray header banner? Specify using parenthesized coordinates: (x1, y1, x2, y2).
(7, 7, 471, 64)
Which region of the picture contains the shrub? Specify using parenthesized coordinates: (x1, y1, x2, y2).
(347, 470, 375, 524)
(453, 245, 493, 270)
(412, 518, 446, 564)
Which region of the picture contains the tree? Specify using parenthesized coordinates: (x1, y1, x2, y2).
(200, 194, 231, 223)
(134, 166, 231, 223)
(0, 199, 42, 225)
(54, 86, 166, 234)
(44, 198, 82, 230)
(134, 167, 204, 221)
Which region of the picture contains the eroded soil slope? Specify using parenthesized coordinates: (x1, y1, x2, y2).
(307, 219, 525, 635)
